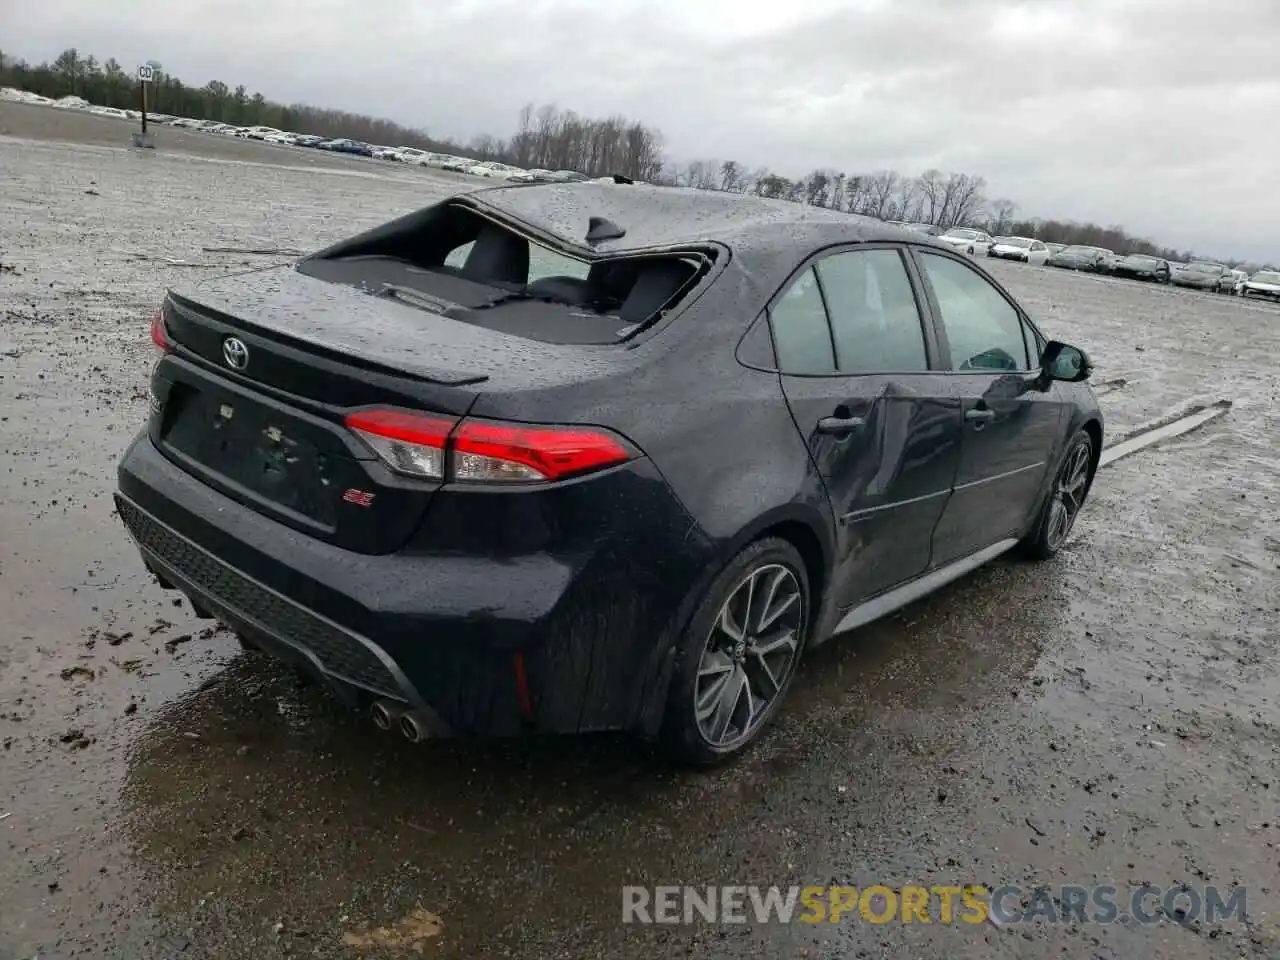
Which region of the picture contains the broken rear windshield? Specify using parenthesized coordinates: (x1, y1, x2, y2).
(298, 201, 712, 345)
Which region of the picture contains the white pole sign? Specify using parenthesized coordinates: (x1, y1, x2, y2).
(137, 64, 154, 83)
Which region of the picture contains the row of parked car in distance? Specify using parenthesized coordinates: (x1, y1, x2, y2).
(0, 87, 606, 184)
(888, 221, 1278, 300)
(153, 117, 605, 184)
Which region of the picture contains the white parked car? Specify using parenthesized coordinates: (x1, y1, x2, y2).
(240, 126, 283, 140)
(1239, 269, 1280, 301)
(371, 146, 403, 161)
(937, 227, 994, 256)
(988, 236, 1051, 265)
(436, 156, 474, 172)
(468, 161, 525, 178)
(508, 168, 557, 182)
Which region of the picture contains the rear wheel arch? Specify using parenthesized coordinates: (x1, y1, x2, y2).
(754, 518, 828, 616)
(720, 506, 833, 616)
(632, 504, 833, 738)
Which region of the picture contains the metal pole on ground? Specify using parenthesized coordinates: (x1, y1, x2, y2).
(132, 63, 156, 149)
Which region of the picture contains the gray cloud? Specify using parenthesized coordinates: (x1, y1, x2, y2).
(2, 0, 1276, 259)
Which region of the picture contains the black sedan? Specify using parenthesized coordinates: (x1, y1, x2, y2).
(1113, 254, 1171, 283)
(116, 185, 1103, 764)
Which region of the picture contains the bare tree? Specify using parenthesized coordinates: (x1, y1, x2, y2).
(917, 169, 945, 224)
(863, 170, 900, 220)
(897, 177, 925, 222)
(987, 198, 1018, 236)
(937, 172, 987, 228)
(681, 160, 719, 190)
(719, 160, 744, 193)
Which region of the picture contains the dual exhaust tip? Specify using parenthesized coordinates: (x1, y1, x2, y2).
(370, 699, 429, 743)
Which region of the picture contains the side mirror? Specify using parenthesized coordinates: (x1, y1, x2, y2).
(1041, 341, 1092, 383)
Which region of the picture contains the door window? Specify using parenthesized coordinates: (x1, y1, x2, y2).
(815, 249, 929, 374)
(917, 252, 1031, 372)
(770, 266, 835, 374)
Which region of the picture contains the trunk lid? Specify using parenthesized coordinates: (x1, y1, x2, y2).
(153, 264, 648, 554)
(156, 266, 504, 555)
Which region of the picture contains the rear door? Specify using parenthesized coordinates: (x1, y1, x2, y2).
(771, 245, 963, 608)
(910, 249, 1066, 567)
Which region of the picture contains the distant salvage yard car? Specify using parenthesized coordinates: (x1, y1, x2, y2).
(1170, 260, 1229, 291)
(116, 185, 1103, 764)
(1112, 254, 1170, 283)
(937, 227, 994, 257)
(989, 236, 1050, 265)
(1239, 270, 1280, 301)
(318, 138, 373, 157)
(1048, 245, 1111, 272)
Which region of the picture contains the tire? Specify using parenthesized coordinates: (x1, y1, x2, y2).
(661, 537, 811, 766)
(1020, 430, 1093, 561)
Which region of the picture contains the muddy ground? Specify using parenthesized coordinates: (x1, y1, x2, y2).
(1, 100, 1278, 960)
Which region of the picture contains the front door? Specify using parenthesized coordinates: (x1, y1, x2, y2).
(770, 246, 963, 608)
(911, 249, 1067, 567)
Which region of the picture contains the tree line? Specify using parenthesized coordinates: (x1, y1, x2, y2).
(0, 47, 667, 182)
(0, 47, 1261, 267)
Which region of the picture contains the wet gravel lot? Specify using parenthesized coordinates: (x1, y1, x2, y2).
(2, 101, 1279, 959)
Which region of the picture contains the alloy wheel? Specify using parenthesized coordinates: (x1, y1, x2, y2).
(1045, 441, 1091, 550)
(694, 564, 803, 748)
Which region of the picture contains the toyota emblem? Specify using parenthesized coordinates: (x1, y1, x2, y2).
(222, 337, 249, 370)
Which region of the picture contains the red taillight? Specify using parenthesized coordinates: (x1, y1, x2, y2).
(452, 418, 634, 482)
(342, 408, 636, 484)
(150, 308, 170, 354)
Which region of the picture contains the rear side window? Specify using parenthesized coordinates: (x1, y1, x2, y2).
(917, 252, 1030, 372)
(770, 267, 835, 374)
(815, 249, 928, 373)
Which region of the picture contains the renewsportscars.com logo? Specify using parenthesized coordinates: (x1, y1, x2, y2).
(621, 884, 1248, 926)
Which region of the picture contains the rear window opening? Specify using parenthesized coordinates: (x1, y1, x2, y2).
(298, 201, 713, 345)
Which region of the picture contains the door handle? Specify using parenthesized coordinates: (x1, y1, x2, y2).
(964, 407, 996, 423)
(816, 414, 866, 435)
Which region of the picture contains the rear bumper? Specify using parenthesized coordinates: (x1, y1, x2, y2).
(116, 431, 715, 738)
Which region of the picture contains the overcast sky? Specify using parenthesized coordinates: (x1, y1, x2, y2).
(4, 0, 1276, 260)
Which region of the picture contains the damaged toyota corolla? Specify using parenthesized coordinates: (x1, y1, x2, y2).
(115, 182, 1103, 764)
